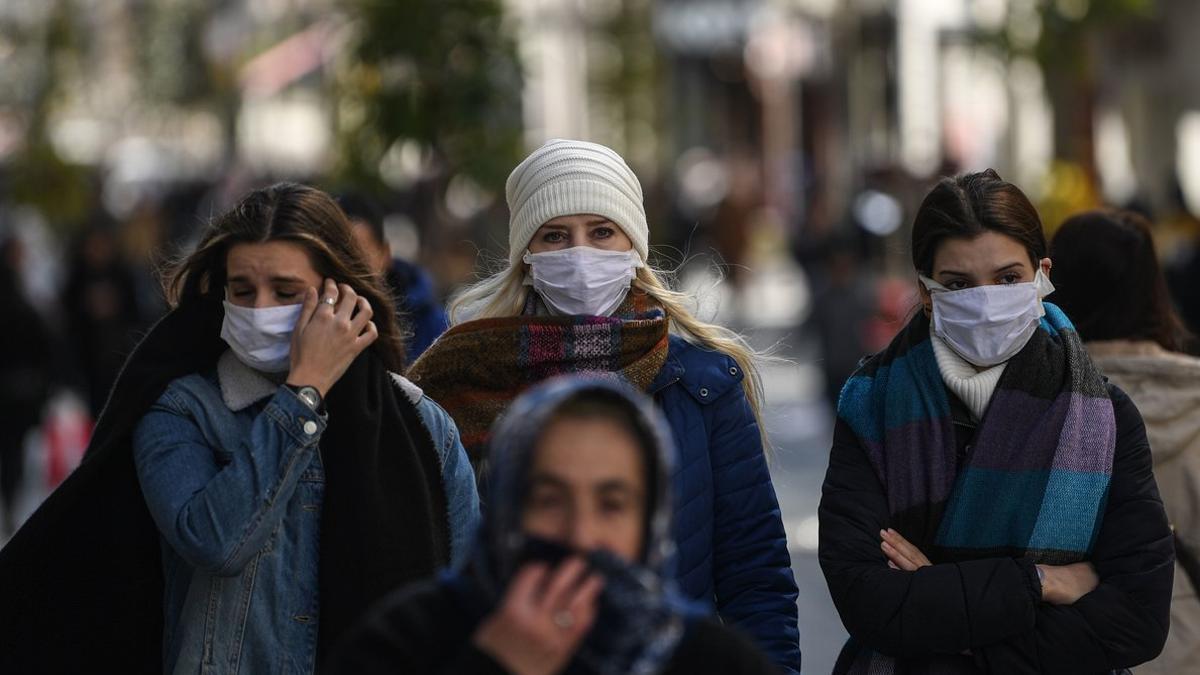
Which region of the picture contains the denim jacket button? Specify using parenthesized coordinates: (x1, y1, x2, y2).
(699, 387, 709, 398)
(302, 420, 318, 436)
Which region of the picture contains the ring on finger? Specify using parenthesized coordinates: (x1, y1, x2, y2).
(321, 296, 337, 306)
(552, 610, 574, 630)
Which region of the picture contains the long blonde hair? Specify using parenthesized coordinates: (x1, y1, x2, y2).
(448, 259, 772, 451)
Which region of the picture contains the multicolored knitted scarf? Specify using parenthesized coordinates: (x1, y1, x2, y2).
(835, 303, 1116, 673)
(407, 291, 669, 474)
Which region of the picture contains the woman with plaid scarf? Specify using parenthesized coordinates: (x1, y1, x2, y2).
(407, 139, 801, 674)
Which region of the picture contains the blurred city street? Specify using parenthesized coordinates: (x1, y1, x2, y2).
(4, 0, 1200, 672)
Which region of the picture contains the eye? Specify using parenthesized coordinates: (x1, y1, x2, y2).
(542, 231, 567, 243)
(599, 498, 629, 515)
(945, 279, 969, 291)
(592, 227, 614, 239)
(230, 289, 253, 298)
(998, 273, 1022, 285)
(527, 491, 565, 511)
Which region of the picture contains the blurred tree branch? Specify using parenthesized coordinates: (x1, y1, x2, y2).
(332, 0, 524, 199)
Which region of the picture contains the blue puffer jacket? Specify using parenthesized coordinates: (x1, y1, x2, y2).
(650, 335, 801, 675)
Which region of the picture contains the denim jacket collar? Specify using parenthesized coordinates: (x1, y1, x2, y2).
(217, 350, 282, 411)
(217, 349, 426, 411)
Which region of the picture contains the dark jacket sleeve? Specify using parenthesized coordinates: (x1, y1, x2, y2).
(707, 384, 802, 674)
(326, 582, 507, 675)
(665, 620, 781, 675)
(972, 385, 1174, 673)
(818, 417, 1043, 657)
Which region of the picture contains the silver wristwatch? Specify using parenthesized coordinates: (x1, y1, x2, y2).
(288, 385, 324, 413)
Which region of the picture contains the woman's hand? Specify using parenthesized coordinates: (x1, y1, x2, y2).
(472, 557, 604, 675)
(880, 528, 932, 571)
(881, 528, 1098, 604)
(1037, 562, 1098, 605)
(286, 279, 377, 396)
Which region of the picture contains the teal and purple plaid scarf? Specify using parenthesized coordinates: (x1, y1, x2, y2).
(835, 303, 1116, 673)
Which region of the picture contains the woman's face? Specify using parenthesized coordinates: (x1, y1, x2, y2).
(919, 231, 1052, 308)
(521, 416, 647, 562)
(226, 241, 324, 308)
(526, 214, 634, 254)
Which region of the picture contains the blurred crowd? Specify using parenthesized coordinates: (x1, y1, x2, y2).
(3, 163, 1200, 536)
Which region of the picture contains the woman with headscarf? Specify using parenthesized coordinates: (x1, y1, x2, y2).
(818, 171, 1174, 673)
(408, 139, 799, 673)
(329, 375, 776, 674)
(0, 183, 479, 674)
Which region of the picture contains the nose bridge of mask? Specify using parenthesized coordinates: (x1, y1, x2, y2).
(525, 248, 640, 283)
(525, 245, 640, 265)
(221, 301, 304, 349)
(920, 268, 1053, 298)
(523, 247, 642, 315)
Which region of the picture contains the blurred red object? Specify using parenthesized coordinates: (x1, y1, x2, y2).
(863, 276, 918, 353)
(44, 393, 93, 488)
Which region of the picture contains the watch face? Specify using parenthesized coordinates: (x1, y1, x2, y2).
(298, 387, 320, 408)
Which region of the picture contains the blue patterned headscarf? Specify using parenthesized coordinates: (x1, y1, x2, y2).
(457, 374, 695, 675)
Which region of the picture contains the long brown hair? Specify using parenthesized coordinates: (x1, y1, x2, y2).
(1051, 209, 1192, 352)
(164, 182, 408, 372)
(911, 169, 1047, 275)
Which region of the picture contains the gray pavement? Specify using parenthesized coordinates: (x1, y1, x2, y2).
(762, 371, 847, 675)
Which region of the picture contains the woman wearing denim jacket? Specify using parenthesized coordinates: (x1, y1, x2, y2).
(0, 183, 478, 675)
(134, 182, 479, 674)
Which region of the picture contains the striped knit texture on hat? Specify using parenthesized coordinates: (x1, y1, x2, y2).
(505, 139, 649, 268)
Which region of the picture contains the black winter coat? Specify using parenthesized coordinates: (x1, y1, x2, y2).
(327, 579, 779, 675)
(819, 383, 1174, 674)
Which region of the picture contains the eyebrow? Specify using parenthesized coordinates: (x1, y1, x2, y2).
(528, 474, 570, 490)
(595, 481, 636, 496)
(527, 474, 639, 495)
(540, 218, 613, 229)
(227, 274, 308, 285)
(936, 262, 1025, 277)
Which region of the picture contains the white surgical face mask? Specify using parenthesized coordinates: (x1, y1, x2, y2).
(920, 268, 1055, 367)
(220, 300, 304, 373)
(523, 247, 643, 317)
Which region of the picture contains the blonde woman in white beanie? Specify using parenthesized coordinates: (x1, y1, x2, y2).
(408, 139, 801, 674)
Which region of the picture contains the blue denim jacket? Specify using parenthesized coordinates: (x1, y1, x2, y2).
(133, 352, 479, 674)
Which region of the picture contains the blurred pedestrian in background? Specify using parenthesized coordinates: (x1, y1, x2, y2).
(330, 375, 777, 675)
(1051, 208, 1200, 675)
(0, 183, 478, 673)
(408, 139, 801, 674)
(0, 235, 53, 536)
(820, 170, 1173, 673)
(60, 223, 144, 416)
(338, 191, 450, 362)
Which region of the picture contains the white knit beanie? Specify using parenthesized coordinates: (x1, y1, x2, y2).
(505, 139, 649, 268)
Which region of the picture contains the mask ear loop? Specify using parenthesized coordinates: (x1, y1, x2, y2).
(1034, 267, 1056, 299)
(917, 275, 948, 294)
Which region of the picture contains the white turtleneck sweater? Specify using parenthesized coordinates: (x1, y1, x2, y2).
(930, 336, 1006, 421)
